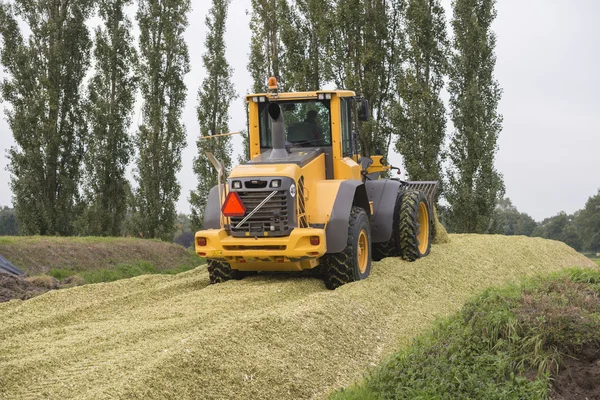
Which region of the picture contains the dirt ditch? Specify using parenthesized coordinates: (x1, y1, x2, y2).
(0, 273, 48, 303)
(551, 343, 600, 400)
(0, 235, 596, 400)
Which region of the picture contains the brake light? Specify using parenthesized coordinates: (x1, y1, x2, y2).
(197, 237, 207, 247)
(222, 192, 246, 217)
(310, 236, 320, 246)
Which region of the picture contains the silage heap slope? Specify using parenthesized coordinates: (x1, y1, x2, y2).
(0, 235, 595, 400)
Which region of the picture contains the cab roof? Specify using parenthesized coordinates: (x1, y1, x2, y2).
(245, 90, 356, 102)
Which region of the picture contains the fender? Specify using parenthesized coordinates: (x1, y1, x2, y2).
(365, 179, 402, 243)
(325, 181, 371, 253)
(203, 184, 224, 229)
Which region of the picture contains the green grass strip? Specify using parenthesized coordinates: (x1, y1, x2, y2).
(47, 260, 201, 284)
(332, 268, 600, 400)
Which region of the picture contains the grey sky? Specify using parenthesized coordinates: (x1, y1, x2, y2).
(0, 0, 599, 222)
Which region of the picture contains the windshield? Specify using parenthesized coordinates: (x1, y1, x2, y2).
(258, 100, 332, 148)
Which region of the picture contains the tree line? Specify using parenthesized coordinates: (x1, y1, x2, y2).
(0, 0, 189, 241)
(442, 190, 600, 254)
(197, 0, 505, 234)
(5, 188, 600, 256)
(0, 0, 505, 239)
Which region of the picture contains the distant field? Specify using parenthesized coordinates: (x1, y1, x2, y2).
(0, 236, 202, 281)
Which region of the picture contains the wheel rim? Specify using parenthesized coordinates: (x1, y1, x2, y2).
(417, 202, 430, 255)
(357, 229, 368, 274)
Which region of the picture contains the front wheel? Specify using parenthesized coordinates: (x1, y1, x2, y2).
(207, 259, 244, 284)
(321, 207, 372, 290)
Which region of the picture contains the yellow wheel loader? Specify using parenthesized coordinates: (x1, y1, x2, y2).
(195, 78, 437, 289)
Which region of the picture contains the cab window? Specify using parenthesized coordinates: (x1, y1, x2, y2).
(258, 100, 332, 148)
(340, 98, 353, 156)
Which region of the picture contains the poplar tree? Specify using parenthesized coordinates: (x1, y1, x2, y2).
(246, 0, 287, 164)
(248, 0, 288, 92)
(237, 101, 250, 163)
(328, 0, 404, 157)
(394, 0, 448, 197)
(281, 0, 330, 91)
(446, 0, 504, 233)
(247, 0, 404, 158)
(248, 0, 326, 92)
(0, 0, 93, 235)
(190, 0, 235, 230)
(134, 0, 191, 240)
(80, 0, 137, 236)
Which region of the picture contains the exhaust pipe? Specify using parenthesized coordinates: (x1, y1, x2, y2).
(268, 103, 288, 159)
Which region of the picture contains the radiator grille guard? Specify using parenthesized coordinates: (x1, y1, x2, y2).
(228, 177, 296, 237)
(400, 181, 439, 207)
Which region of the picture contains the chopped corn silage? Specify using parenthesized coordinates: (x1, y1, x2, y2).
(0, 235, 595, 400)
(432, 208, 449, 244)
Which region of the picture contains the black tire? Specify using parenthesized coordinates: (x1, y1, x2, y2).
(398, 190, 432, 261)
(372, 191, 403, 261)
(207, 259, 244, 284)
(321, 207, 372, 290)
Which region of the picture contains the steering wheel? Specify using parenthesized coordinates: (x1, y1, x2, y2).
(287, 140, 313, 148)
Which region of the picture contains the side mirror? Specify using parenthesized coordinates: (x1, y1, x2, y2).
(358, 99, 370, 122)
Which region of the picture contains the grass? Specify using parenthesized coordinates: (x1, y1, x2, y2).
(47, 260, 200, 284)
(0, 236, 202, 278)
(332, 268, 600, 400)
(0, 234, 595, 400)
(594, 258, 600, 267)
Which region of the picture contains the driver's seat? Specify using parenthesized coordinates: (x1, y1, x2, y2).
(287, 122, 314, 144)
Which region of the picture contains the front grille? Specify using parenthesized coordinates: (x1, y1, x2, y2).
(230, 190, 291, 236)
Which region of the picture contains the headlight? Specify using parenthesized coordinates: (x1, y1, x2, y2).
(270, 179, 281, 188)
(289, 184, 296, 198)
(231, 180, 242, 189)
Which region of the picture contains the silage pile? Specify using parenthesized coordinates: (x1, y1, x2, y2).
(0, 235, 595, 400)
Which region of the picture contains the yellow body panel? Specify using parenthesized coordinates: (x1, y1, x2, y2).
(330, 95, 342, 167)
(335, 157, 362, 181)
(248, 101, 261, 159)
(230, 154, 326, 184)
(305, 180, 343, 225)
(230, 163, 299, 179)
(195, 228, 326, 271)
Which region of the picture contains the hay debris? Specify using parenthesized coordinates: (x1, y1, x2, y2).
(432, 208, 450, 244)
(0, 235, 595, 400)
(25, 275, 59, 290)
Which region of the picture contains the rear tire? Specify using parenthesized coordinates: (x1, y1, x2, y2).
(398, 190, 432, 261)
(207, 259, 243, 284)
(322, 207, 372, 290)
(372, 192, 403, 261)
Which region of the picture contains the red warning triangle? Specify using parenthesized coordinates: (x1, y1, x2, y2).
(222, 192, 246, 217)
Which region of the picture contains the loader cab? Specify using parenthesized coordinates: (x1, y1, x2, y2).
(246, 89, 365, 181)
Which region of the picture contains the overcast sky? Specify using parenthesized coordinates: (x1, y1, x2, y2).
(0, 0, 599, 221)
